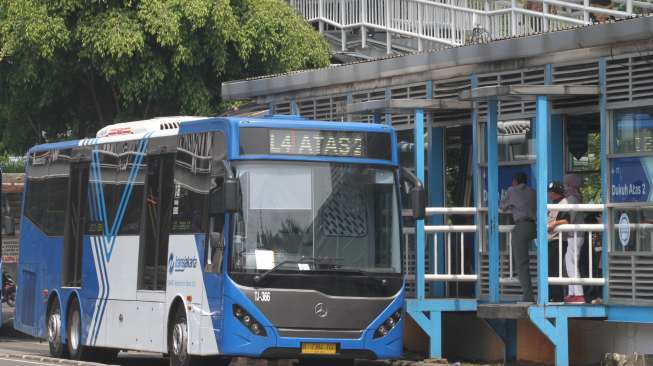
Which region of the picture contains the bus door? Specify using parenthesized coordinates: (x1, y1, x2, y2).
(203, 167, 228, 342)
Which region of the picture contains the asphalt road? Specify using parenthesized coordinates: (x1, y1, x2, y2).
(0, 305, 394, 366)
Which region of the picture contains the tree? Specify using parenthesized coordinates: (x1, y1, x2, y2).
(0, 0, 330, 154)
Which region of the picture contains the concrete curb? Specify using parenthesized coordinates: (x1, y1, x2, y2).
(0, 353, 118, 366)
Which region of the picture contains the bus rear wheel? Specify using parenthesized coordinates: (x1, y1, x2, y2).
(66, 297, 85, 360)
(46, 298, 67, 358)
(66, 298, 119, 362)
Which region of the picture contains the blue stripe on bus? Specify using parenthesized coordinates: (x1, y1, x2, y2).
(106, 133, 151, 259)
(87, 133, 152, 345)
(93, 240, 110, 345)
(91, 150, 109, 239)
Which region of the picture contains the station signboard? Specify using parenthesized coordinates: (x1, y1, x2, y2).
(610, 156, 653, 203)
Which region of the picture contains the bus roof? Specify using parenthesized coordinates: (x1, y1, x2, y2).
(178, 115, 396, 134)
(27, 115, 396, 156)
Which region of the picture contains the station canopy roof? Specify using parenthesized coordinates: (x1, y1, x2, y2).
(221, 16, 653, 103)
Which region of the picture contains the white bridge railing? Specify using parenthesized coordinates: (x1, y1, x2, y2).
(289, 0, 652, 55)
(410, 203, 610, 293)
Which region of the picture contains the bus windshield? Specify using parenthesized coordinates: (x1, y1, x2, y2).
(229, 161, 401, 275)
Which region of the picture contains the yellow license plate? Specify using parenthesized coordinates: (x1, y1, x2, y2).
(301, 343, 337, 355)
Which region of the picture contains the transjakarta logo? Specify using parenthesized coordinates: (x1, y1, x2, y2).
(168, 253, 198, 274)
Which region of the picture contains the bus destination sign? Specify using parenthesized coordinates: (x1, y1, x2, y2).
(240, 128, 392, 160)
(269, 129, 364, 157)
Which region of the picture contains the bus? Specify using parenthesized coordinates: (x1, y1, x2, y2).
(14, 115, 424, 365)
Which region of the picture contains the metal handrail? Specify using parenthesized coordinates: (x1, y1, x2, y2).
(289, 0, 647, 55)
(407, 204, 612, 289)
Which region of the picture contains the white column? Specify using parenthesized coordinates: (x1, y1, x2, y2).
(341, 0, 347, 52)
(385, 0, 392, 54)
(511, 0, 517, 37)
(361, 0, 367, 48)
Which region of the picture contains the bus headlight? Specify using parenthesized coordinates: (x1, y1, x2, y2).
(233, 305, 267, 336)
(374, 310, 401, 339)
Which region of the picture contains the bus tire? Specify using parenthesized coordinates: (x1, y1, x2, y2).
(169, 306, 192, 366)
(66, 297, 85, 360)
(46, 298, 67, 358)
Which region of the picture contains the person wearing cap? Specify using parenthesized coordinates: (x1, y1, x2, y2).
(548, 181, 570, 303)
(500, 172, 537, 303)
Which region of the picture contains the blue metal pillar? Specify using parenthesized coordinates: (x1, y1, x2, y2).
(550, 115, 564, 183)
(428, 311, 442, 357)
(471, 75, 480, 298)
(487, 99, 500, 303)
(415, 108, 426, 300)
(599, 57, 609, 302)
(555, 315, 569, 366)
(430, 127, 445, 297)
(536, 64, 552, 305)
(536, 94, 551, 305)
(408, 309, 442, 358)
(426, 80, 445, 297)
(413, 106, 430, 363)
(268, 102, 275, 115)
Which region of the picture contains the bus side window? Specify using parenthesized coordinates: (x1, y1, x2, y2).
(63, 162, 89, 287)
(138, 154, 175, 291)
(206, 175, 225, 273)
(205, 131, 227, 273)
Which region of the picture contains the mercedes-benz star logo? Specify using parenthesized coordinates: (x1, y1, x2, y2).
(314, 302, 328, 318)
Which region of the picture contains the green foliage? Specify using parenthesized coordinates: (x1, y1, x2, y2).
(581, 132, 602, 203)
(0, 154, 25, 173)
(0, 0, 330, 154)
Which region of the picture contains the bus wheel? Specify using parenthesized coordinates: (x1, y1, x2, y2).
(66, 297, 85, 360)
(169, 306, 191, 366)
(46, 298, 67, 358)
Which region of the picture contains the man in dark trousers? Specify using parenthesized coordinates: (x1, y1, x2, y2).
(500, 172, 537, 303)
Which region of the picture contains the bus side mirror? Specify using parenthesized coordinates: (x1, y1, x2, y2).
(209, 178, 241, 216)
(223, 178, 241, 213)
(411, 186, 426, 220)
(400, 167, 426, 220)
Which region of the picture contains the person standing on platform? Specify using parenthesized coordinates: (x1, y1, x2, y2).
(563, 174, 586, 304)
(547, 181, 570, 303)
(500, 172, 537, 303)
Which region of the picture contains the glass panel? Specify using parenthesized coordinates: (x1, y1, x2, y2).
(613, 107, 653, 154)
(230, 162, 401, 274)
(480, 120, 535, 163)
(566, 115, 601, 203)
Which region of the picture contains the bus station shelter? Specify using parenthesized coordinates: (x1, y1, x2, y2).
(222, 17, 653, 365)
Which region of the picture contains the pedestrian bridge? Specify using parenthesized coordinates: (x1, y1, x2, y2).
(288, 0, 653, 59)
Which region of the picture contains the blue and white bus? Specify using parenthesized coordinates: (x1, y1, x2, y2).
(14, 115, 424, 365)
